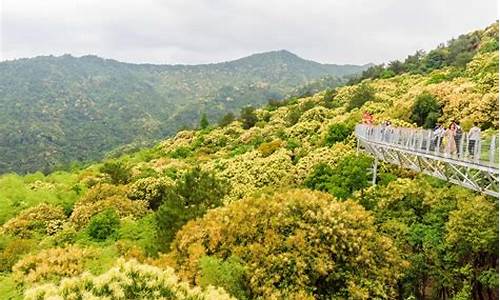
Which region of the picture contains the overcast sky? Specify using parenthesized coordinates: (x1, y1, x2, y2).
(0, 0, 497, 65)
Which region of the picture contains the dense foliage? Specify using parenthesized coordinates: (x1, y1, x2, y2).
(0, 50, 367, 174)
(171, 190, 406, 299)
(156, 167, 228, 246)
(0, 23, 497, 300)
(25, 259, 234, 300)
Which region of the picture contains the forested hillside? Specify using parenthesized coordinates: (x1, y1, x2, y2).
(0, 23, 498, 299)
(0, 50, 367, 174)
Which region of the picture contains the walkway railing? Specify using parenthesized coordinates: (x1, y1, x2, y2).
(355, 124, 499, 197)
(355, 124, 499, 167)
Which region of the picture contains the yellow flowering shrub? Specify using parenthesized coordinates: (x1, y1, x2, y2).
(171, 189, 405, 299)
(128, 176, 174, 209)
(2, 203, 66, 238)
(78, 183, 128, 205)
(209, 149, 294, 201)
(298, 106, 333, 123)
(24, 259, 234, 300)
(70, 195, 148, 229)
(257, 139, 283, 157)
(0, 238, 35, 272)
(13, 246, 96, 284)
(294, 144, 353, 183)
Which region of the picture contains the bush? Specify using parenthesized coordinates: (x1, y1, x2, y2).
(99, 161, 131, 184)
(346, 83, 376, 110)
(286, 106, 302, 126)
(87, 209, 120, 241)
(128, 177, 172, 210)
(410, 92, 441, 128)
(156, 167, 228, 247)
(257, 140, 282, 157)
(118, 215, 159, 256)
(24, 259, 233, 300)
(171, 189, 405, 299)
(0, 238, 35, 273)
(70, 195, 148, 229)
(2, 203, 66, 238)
(240, 106, 258, 129)
(199, 256, 249, 300)
(219, 112, 236, 127)
(13, 246, 95, 284)
(168, 146, 192, 159)
(305, 153, 373, 199)
(324, 123, 353, 146)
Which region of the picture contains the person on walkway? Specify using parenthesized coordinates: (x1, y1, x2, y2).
(444, 123, 457, 155)
(432, 123, 444, 151)
(468, 122, 481, 158)
(362, 112, 374, 125)
(453, 120, 463, 156)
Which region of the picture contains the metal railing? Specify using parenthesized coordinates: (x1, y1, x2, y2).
(355, 124, 499, 167)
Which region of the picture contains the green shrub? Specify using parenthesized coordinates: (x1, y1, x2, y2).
(87, 209, 120, 241)
(168, 146, 192, 159)
(156, 167, 228, 247)
(219, 112, 236, 127)
(346, 83, 376, 110)
(199, 113, 209, 129)
(286, 106, 302, 126)
(324, 123, 353, 146)
(118, 215, 159, 256)
(305, 153, 373, 199)
(410, 92, 441, 128)
(99, 161, 131, 184)
(240, 106, 258, 129)
(199, 256, 249, 300)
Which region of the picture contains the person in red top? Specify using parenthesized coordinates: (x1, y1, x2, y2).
(362, 112, 374, 125)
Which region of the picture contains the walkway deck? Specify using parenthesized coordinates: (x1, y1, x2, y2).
(355, 124, 499, 197)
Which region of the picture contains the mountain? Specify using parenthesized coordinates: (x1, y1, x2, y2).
(0, 50, 369, 174)
(0, 23, 497, 300)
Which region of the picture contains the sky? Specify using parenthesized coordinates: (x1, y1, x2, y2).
(0, 0, 497, 65)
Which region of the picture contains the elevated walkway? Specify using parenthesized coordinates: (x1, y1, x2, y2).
(355, 124, 499, 197)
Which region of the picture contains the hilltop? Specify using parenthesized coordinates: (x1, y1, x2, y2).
(0, 50, 369, 174)
(0, 23, 498, 299)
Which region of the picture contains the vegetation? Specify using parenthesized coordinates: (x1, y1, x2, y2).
(0, 23, 497, 300)
(0, 50, 367, 175)
(156, 167, 228, 246)
(411, 92, 442, 128)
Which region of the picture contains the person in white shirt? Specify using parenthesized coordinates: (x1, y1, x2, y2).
(468, 122, 481, 158)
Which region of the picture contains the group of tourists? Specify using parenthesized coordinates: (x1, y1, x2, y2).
(432, 120, 481, 157)
(361, 111, 482, 159)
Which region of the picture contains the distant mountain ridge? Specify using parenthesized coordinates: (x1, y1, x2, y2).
(0, 50, 369, 174)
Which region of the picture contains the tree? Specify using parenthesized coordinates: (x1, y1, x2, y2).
(171, 189, 405, 299)
(388, 60, 406, 75)
(100, 161, 131, 184)
(156, 167, 228, 246)
(305, 153, 373, 199)
(346, 83, 376, 111)
(410, 92, 441, 128)
(240, 106, 258, 129)
(423, 47, 448, 71)
(219, 112, 235, 127)
(87, 209, 120, 241)
(324, 123, 352, 146)
(199, 113, 209, 129)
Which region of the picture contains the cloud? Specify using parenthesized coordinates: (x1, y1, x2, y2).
(1, 0, 497, 64)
